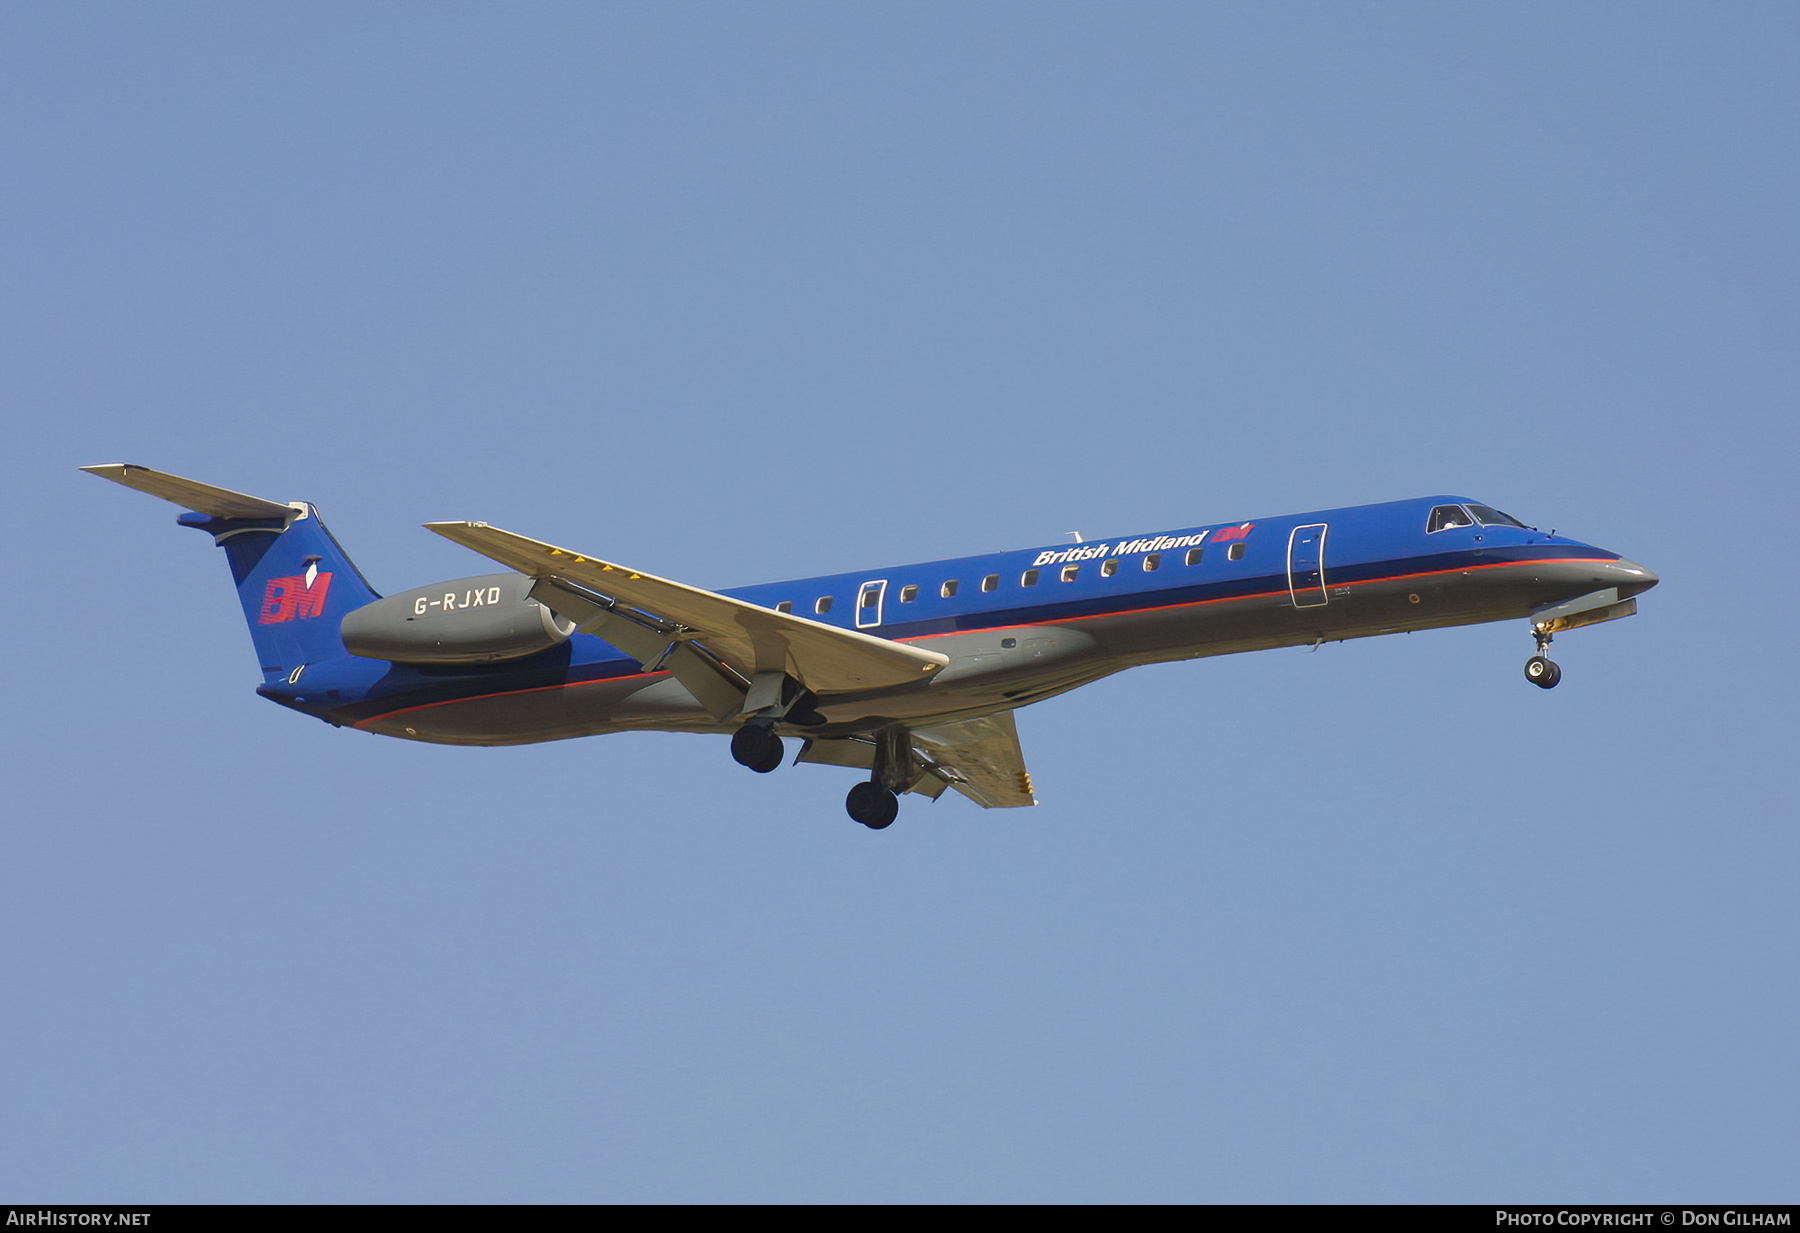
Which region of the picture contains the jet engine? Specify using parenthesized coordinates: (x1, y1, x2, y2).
(339, 572, 575, 665)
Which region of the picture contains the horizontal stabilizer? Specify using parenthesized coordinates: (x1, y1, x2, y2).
(82, 464, 294, 520)
(424, 521, 949, 695)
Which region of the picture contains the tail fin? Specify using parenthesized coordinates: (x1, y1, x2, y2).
(84, 464, 380, 679)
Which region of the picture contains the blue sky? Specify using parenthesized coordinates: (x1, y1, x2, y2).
(3, 2, 1795, 1202)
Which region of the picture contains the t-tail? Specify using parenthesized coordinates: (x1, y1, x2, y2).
(83, 464, 380, 682)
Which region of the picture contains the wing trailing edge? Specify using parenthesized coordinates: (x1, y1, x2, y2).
(912, 711, 1038, 809)
(792, 712, 1035, 809)
(423, 520, 948, 697)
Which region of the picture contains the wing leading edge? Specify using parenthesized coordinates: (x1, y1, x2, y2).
(427, 523, 1032, 807)
(424, 521, 948, 702)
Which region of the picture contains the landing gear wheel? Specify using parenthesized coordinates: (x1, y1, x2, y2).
(846, 782, 899, 829)
(730, 724, 784, 773)
(1524, 655, 1561, 689)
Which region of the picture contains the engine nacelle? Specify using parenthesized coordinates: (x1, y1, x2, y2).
(340, 573, 575, 664)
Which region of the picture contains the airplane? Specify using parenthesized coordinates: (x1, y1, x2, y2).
(83, 464, 1658, 829)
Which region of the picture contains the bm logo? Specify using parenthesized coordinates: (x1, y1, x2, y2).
(259, 572, 333, 624)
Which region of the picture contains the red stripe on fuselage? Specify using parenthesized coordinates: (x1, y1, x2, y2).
(350, 556, 1611, 729)
(896, 554, 1614, 639)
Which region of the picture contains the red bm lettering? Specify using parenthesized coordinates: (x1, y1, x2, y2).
(258, 572, 334, 623)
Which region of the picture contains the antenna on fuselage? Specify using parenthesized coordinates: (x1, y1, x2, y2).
(1065, 531, 1084, 544)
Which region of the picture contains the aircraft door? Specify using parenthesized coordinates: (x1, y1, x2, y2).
(855, 579, 887, 628)
(1288, 523, 1328, 609)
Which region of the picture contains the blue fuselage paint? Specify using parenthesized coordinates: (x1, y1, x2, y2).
(255, 495, 1653, 745)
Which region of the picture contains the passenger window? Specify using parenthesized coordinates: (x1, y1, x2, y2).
(1101, 558, 1118, 577)
(1021, 569, 1039, 586)
(775, 601, 792, 614)
(1143, 553, 1161, 571)
(1185, 547, 1204, 566)
(982, 574, 999, 592)
(815, 596, 833, 614)
(1060, 565, 1079, 583)
(860, 589, 879, 609)
(899, 585, 917, 603)
(1427, 504, 1476, 533)
(941, 580, 958, 599)
(1228, 543, 1245, 561)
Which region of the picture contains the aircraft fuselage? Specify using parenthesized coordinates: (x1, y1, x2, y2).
(286, 495, 1653, 746)
(84, 464, 1656, 825)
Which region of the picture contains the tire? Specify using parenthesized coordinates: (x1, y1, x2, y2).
(731, 725, 784, 773)
(846, 782, 899, 829)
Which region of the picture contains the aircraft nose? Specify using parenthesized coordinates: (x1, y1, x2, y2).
(1608, 558, 1659, 598)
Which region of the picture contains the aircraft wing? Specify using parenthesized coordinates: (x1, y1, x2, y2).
(424, 521, 948, 696)
(911, 711, 1037, 808)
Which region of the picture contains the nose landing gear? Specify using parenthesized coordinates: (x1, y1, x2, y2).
(1524, 655, 1561, 688)
(1525, 628, 1561, 689)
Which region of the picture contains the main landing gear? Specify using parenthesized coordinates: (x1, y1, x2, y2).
(1524, 627, 1562, 690)
(729, 723, 784, 773)
(728, 718, 913, 831)
(730, 674, 820, 774)
(845, 781, 899, 829)
(844, 725, 914, 830)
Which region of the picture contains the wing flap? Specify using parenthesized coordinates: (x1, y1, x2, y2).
(424, 521, 948, 695)
(795, 737, 952, 800)
(911, 711, 1037, 809)
(526, 578, 749, 722)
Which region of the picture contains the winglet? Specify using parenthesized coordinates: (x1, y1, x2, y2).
(82, 464, 294, 520)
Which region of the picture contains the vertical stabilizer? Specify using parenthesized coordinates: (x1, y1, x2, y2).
(84, 465, 380, 679)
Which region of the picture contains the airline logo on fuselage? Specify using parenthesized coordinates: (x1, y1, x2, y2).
(259, 572, 333, 623)
(1030, 523, 1252, 568)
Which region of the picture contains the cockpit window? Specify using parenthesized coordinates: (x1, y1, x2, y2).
(1465, 504, 1528, 529)
(1427, 505, 1476, 533)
